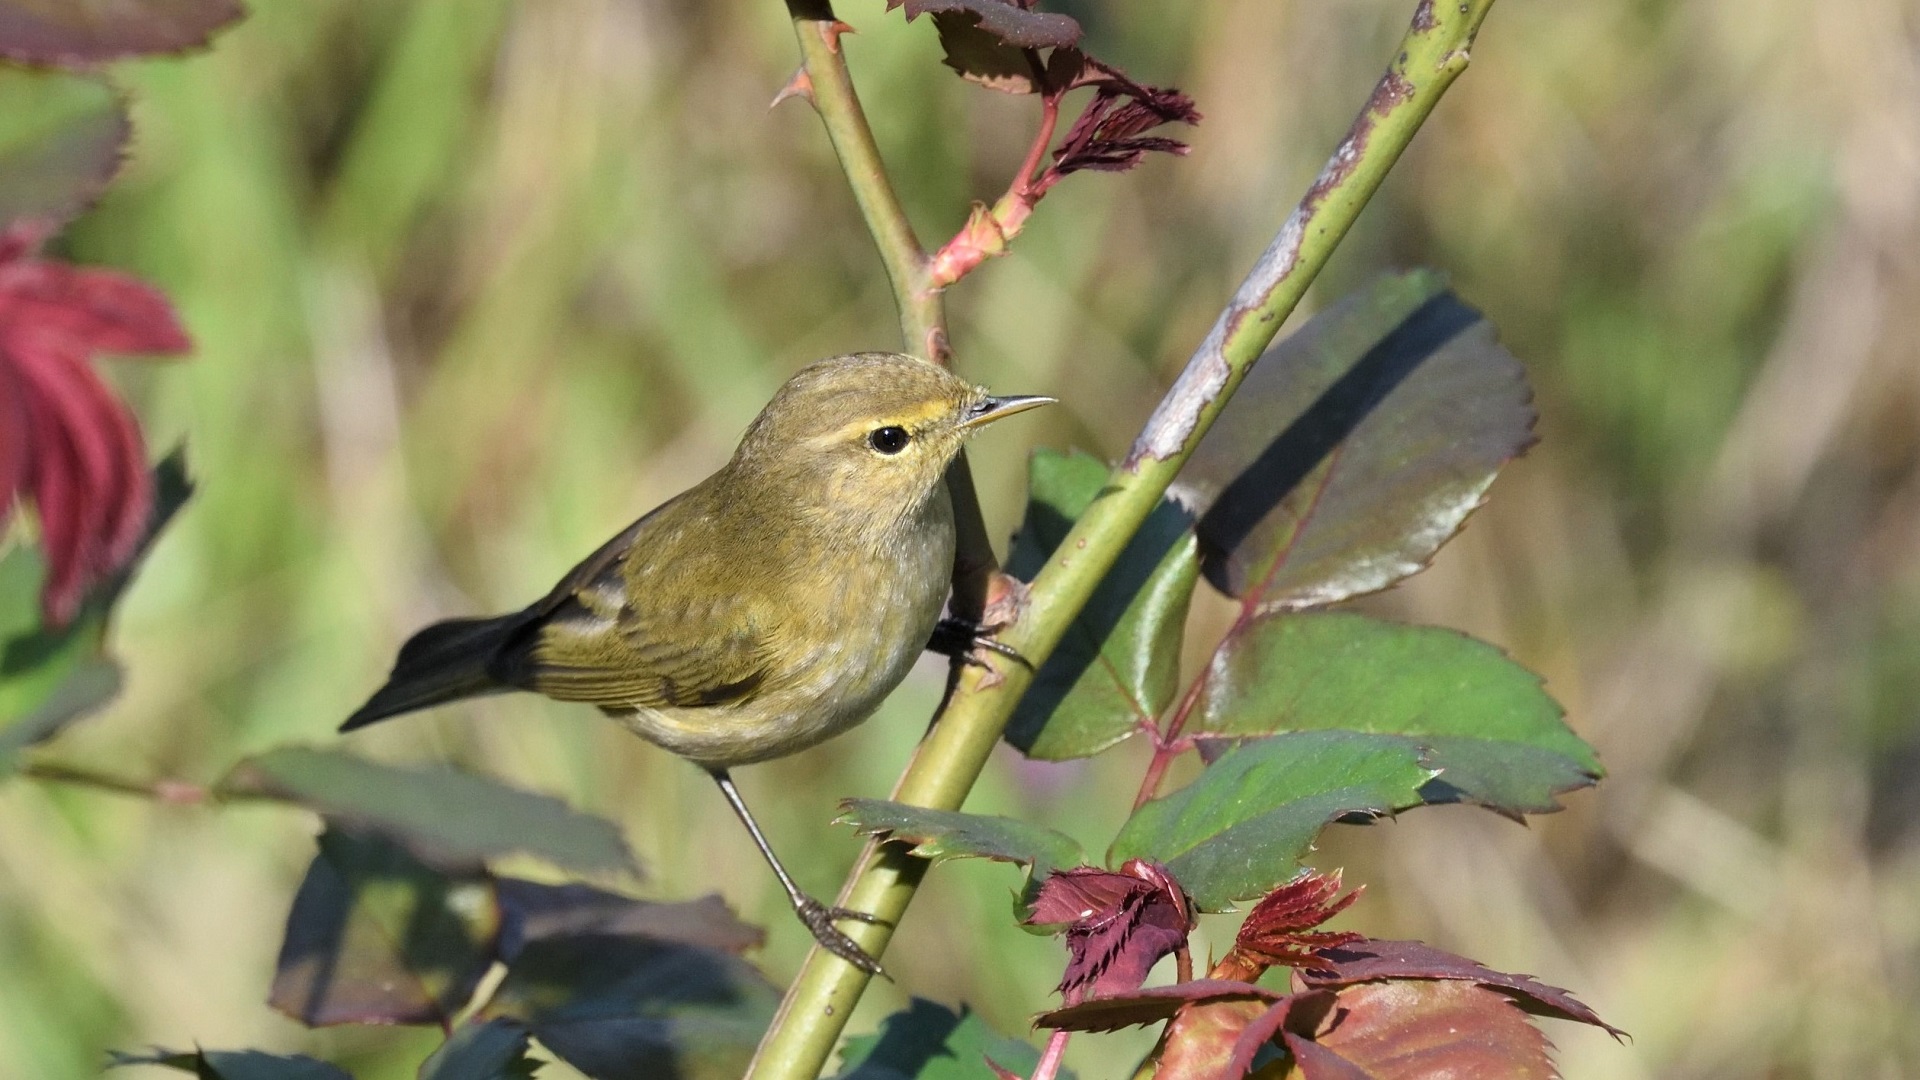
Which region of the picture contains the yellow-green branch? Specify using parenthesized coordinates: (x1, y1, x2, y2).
(750, 1, 1497, 1076)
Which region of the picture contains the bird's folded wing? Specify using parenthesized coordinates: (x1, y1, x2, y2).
(519, 532, 774, 711)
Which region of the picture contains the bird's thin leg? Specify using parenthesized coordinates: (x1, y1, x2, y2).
(708, 769, 889, 976)
(925, 615, 1031, 670)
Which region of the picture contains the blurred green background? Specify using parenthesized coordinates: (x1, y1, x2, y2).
(5, 0, 1916, 1076)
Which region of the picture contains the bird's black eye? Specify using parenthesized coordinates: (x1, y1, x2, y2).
(868, 426, 911, 455)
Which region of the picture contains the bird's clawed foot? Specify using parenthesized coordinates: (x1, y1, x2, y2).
(793, 894, 890, 976)
(927, 616, 1032, 672)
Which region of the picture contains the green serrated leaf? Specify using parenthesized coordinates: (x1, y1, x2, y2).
(838, 798, 1084, 873)
(271, 828, 501, 1028)
(108, 1047, 354, 1080)
(217, 745, 638, 876)
(831, 998, 1073, 1080)
(1109, 731, 1434, 910)
(1199, 612, 1600, 813)
(1005, 449, 1199, 760)
(1176, 270, 1536, 612)
(420, 1020, 540, 1080)
(1, 452, 191, 772)
(0, 65, 127, 231)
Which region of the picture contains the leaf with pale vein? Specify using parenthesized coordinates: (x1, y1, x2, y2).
(1175, 270, 1536, 612)
(1199, 611, 1599, 813)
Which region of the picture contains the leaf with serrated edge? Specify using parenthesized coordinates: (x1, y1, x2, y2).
(420, 1020, 540, 1080)
(887, 0, 1079, 49)
(1005, 449, 1199, 760)
(0, 0, 245, 64)
(483, 919, 778, 1080)
(107, 1048, 353, 1080)
(1109, 731, 1433, 910)
(0, 67, 127, 232)
(1301, 937, 1625, 1037)
(1176, 270, 1536, 612)
(838, 798, 1083, 873)
(1299, 981, 1559, 1080)
(271, 828, 500, 1028)
(1199, 612, 1599, 814)
(833, 998, 1069, 1079)
(1034, 980, 1281, 1033)
(218, 745, 638, 876)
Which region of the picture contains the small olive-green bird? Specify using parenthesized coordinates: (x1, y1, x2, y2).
(340, 352, 1050, 973)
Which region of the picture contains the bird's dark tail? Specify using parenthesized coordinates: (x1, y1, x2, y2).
(340, 614, 521, 731)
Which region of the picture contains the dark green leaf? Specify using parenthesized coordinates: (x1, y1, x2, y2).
(1199, 612, 1599, 813)
(0, 0, 245, 64)
(271, 828, 501, 1027)
(0, 65, 127, 232)
(837, 798, 1083, 873)
(1176, 270, 1536, 611)
(831, 998, 1070, 1080)
(217, 746, 638, 876)
(1109, 732, 1433, 910)
(1005, 449, 1200, 760)
(419, 1021, 540, 1080)
(495, 878, 763, 957)
(484, 927, 777, 1080)
(1, 452, 190, 772)
(108, 1048, 353, 1080)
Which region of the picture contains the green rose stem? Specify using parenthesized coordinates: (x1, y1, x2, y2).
(750, 1, 1499, 1077)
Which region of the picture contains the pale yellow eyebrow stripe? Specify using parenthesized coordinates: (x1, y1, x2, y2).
(823, 398, 953, 442)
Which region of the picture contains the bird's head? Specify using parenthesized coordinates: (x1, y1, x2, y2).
(730, 352, 1052, 528)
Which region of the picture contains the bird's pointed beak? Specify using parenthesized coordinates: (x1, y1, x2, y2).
(960, 394, 1056, 430)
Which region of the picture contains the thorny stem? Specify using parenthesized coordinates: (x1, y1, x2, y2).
(1029, 1029, 1072, 1080)
(751, 1, 1498, 1076)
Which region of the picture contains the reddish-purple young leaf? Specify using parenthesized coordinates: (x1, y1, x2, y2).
(271, 829, 501, 1028)
(885, 0, 1080, 49)
(0, 0, 245, 64)
(1034, 980, 1282, 1033)
(1301, 938, 1625, 1038)
(1228, 869, 1364, 974)
(495, 878, 763, 958)
(1222, 991, 1340, 1080)
(0, 230, 190, 625)
(1303, 981, 1559, 1080)
(0, 67, 128, 235)
(1026, 860, 1194, 1002)
(1043, 66, 1198, 184)
(1281, 1031, 1375, 1080)
(1153, 997, 1272, 1080)
(1174, 271, 1536, 613)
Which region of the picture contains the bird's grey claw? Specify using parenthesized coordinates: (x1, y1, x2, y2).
(795, 896, 888, 976)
